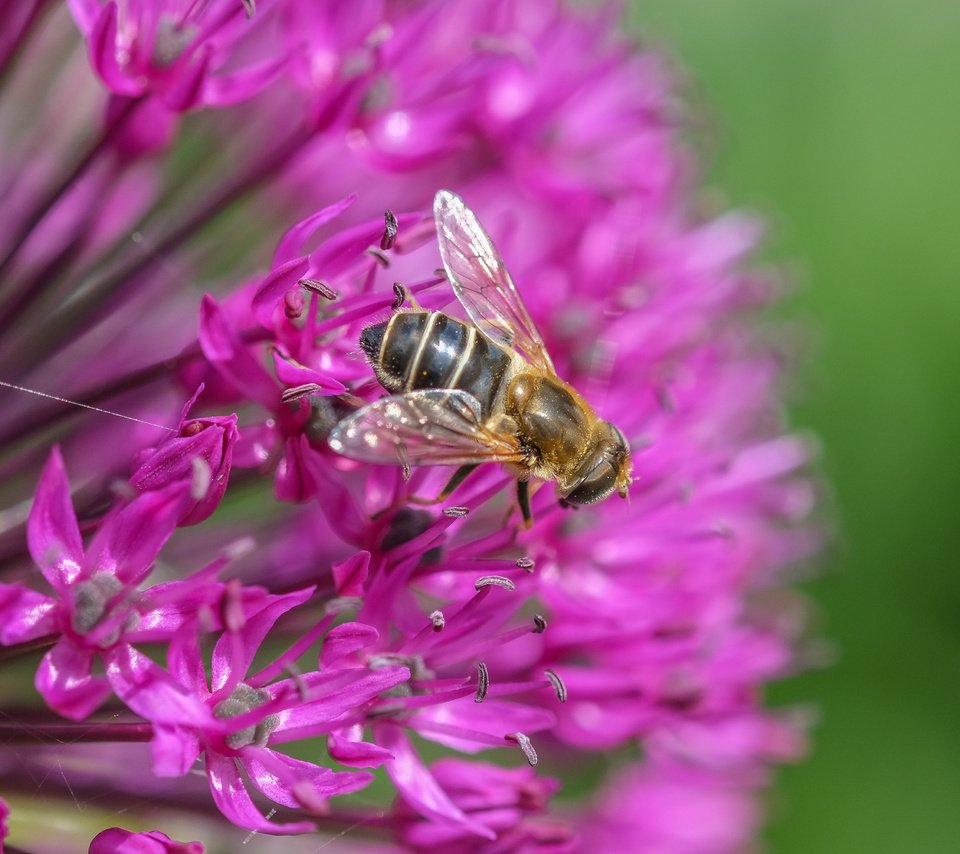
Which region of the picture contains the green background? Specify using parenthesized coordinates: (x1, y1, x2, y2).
(628, 1, 960, 850)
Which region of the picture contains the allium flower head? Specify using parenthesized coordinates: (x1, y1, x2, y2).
(0, 1, 820, 850)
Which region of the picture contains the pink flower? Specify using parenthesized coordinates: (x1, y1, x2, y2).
(106, 591, 408, 833)
(0, 1, 820, 849)
(0, 447, 192, 718)
(129, 386, 239, 524)
(69, 0, 288, 111)
(89, 827, 204, 854)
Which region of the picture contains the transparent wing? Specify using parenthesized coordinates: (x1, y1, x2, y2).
(328, 389, 524, 472)
(434, 190, 556, 374)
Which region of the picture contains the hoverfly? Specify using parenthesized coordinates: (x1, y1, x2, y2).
(328, 190, 632, 525)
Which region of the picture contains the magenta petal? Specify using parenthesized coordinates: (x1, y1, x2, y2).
(274, 437, 317, 503)
(105, 644, 211, 727)
(331, 551, 370, 597)
(130, 413, 239, 526)
(320, 621, 378, 667)
(328, 730, 394, 768)
(36, 640, 112, 720)
(240, 746, 373, 808)
(130, 577, 226, 642)
(85, 484, 187, 584)
(27, 447, 84, 591)
(375, 723, 495, 839)
(271, 349, 346, 394)
(206, 751, 316, 835)
(90, 827, 204, 854)
(415, 698, 556, 754)
(89, 2, 141, 96)
(152, 723, 201, 778)
(210, 588, 314, 693)
(251, 256, 310, 326)
(163, 43, 212, 112)
(198, 295, 278, 408)
(273, 194, 357, 267)
(203, 55, 289, 107)
(0, 584, 58, 644)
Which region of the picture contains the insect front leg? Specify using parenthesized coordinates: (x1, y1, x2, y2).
(408, 464, 480, 506)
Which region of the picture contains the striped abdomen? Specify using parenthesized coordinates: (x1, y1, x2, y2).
(360, 311, 513, 417)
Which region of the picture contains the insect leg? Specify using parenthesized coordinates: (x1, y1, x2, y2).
(439, 464, 480, 500)
(517, 480, 533, 529)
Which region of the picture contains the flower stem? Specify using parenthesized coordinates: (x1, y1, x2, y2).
(0, 634, 56, 663)
(0, 1, 53, 88)
(0, 327, 270, 454)
(0, 719, 153, 744)
(5, 126, 313, 380)
(0, 95, 143, 290)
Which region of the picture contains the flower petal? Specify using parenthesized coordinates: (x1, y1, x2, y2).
(210, 587, 314, 693)
(0, 584, 58, 645)
(375, 723, 495, 839)
(272, 194, 357, 268)
(152, 723, 202, 778)
(206, 751, 316, 835)
(105, 644, 211, 728)
(84, 483, 188, 585)
(36, 640, 111, 720)
(239, 746, 373, 808)
(27, 447, 84, 591)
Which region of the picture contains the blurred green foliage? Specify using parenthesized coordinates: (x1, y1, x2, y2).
(628, 1, 960, 850)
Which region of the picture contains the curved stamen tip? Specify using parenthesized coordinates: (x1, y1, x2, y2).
(392, 282, 408, 311)
(532, 614, 547, 634)
(429, 610, 445, 632)
(442, 505, 469, 518)
(515, 557, 535, 572)
(505, 732, 538, 766)
(366, 247, 390, 267)
(381, 210, 399, 250)
(475, 661, 489, 703)
(241, 0, 256, 19)
(299, 278, 337, 300)
(544, 669, 567, 703)
(474, 575, 516, 592)
(281, 383, 321, 404)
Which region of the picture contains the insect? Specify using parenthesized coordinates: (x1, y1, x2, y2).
(328, 189, 632, 525)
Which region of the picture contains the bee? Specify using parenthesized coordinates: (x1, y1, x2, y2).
(328, 190, 632, 525)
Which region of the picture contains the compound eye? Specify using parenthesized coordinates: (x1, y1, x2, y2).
(564, 459, 617, 505)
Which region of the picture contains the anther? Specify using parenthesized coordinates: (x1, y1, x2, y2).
(281, 383, 322, 404)
(299, 278, 337, 300)
(429, 610, 445, 632)
(366, 247, 390, 267)
(532, 614, 547, 633)
(475, 662, 489, 703)
(442, 506, 469, 518)
(505, 732, 538, 766)
(381, 210, 399, 250)
(180, 420, 204, 437)
(241, 0, 256, 18)
(544, 669, 567, 703)
(474, 575, 516, 591)
(392, 282, 408, 311)
(515, 557, 535, 572)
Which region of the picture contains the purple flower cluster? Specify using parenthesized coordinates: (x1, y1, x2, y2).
(0, 1, 818, 850)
